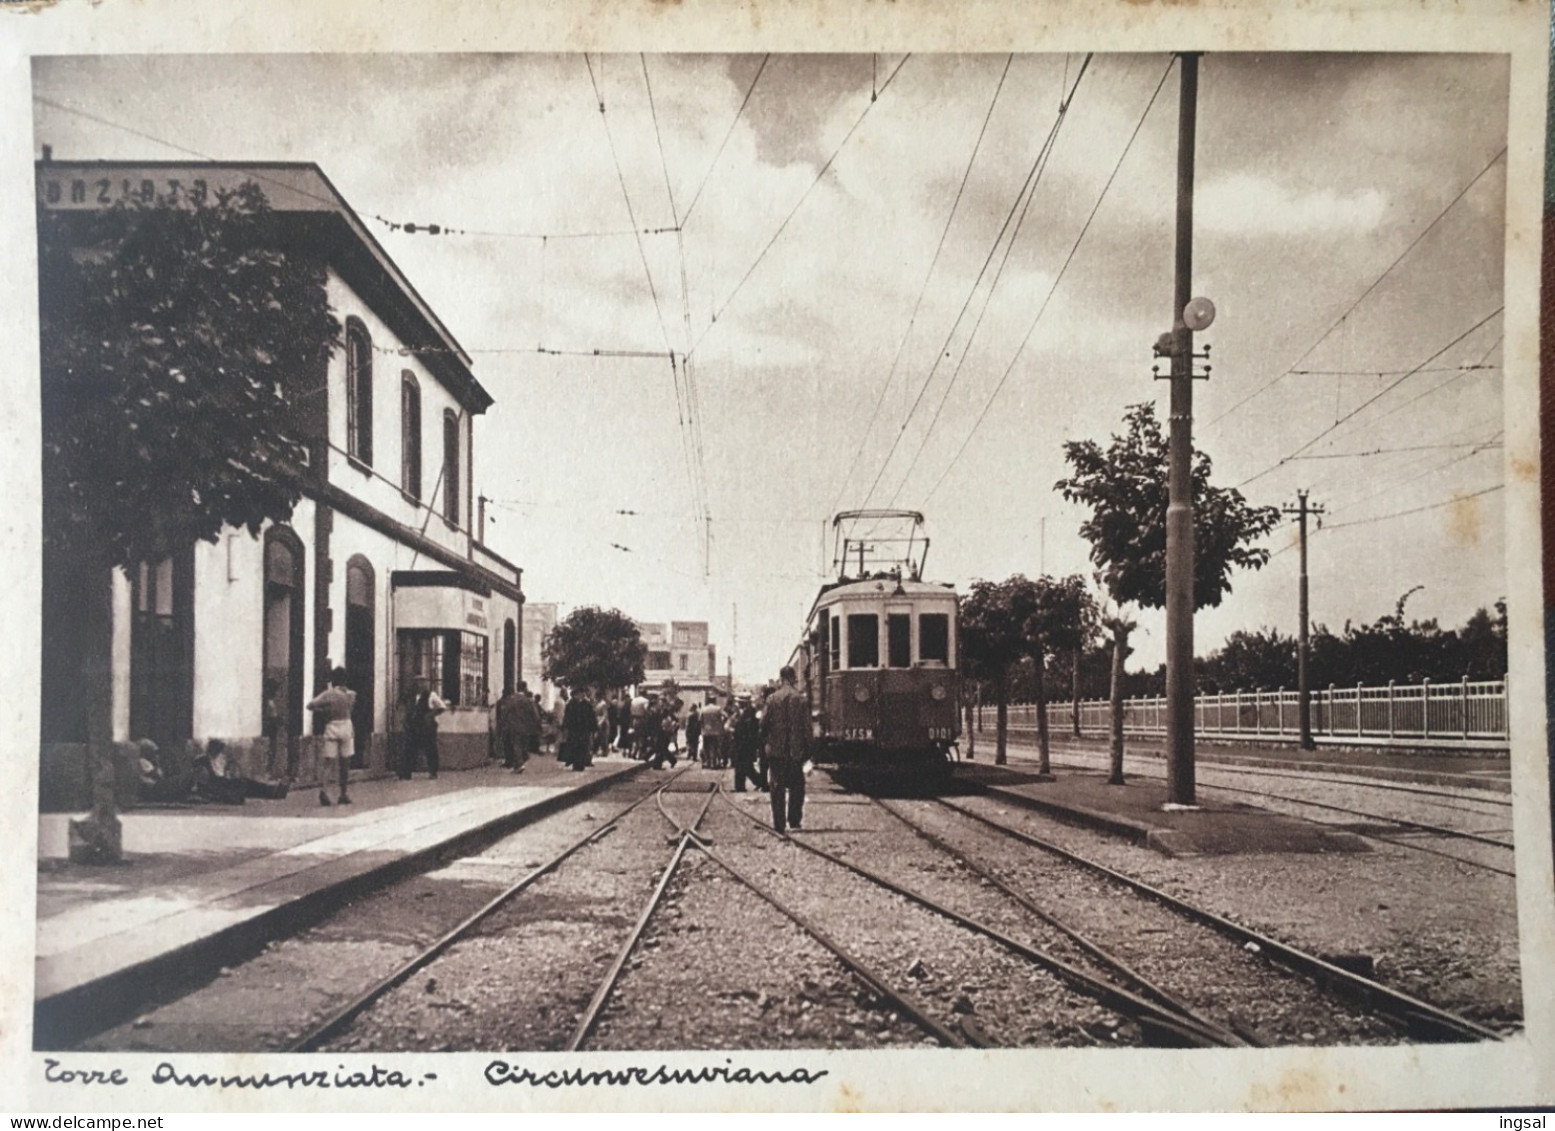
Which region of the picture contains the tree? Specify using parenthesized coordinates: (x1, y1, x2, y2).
(38, 183, 340, 860)
(958, 578, 1040, 766)
(1057, 402, 1281, 783)
(1199, 627, 1298, 693)
(543, 607, 646, 693)
(40, 183, 337, 567)
(1021, 574, 1098, 776)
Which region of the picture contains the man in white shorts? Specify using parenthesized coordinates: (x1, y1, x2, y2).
(307, 666, 357, 807)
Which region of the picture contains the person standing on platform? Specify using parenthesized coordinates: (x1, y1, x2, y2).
(551, 689, 569, 758)
(630, 690, 650, 759)
(730, 694, 763, 792)
(594, 692, 610, 759)
(307, 666, 357, 806)
(494, 685, 521, 771)
(562, 687, 596, 771)
(403, 676, 446, 780)
(511, 681, 541, 772)
(684, 702, 702, 764)
(761, 666, 809, 833)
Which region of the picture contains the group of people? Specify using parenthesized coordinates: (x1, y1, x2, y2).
(171, 656, 812, 834)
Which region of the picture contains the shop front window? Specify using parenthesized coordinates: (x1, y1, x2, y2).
(398, 628, 488, 706)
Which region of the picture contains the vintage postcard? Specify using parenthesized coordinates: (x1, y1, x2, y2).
(1, 0, 1551, 1113)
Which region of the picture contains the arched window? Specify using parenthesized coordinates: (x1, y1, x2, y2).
(262, 525, 306, 743)
(443, 409, 461, 525)
(346, 318, 373, 466)
(503, 618, 517, 694)
(401, 372, 422, 499)
(344, 556, 377, 767)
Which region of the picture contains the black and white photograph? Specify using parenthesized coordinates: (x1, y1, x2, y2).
(2, 0, 1552, 1114)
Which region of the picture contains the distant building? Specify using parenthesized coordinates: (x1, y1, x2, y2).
(522, 602, 559, 711)
(37, 159, 525, 805)
(633, 619, 729, 705)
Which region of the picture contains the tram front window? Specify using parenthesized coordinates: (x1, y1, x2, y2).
(919, 612, 950, 665)
(847, 614, 879, 668)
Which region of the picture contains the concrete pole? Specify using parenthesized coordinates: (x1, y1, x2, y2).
(1283, 490, 1324, 750)
(1164, 52, 1200, 806)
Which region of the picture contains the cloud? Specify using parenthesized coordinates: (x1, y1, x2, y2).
(1197, 173, 1389, 237)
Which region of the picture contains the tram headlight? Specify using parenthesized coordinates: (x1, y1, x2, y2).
(854, 685, 871, 703)
(930, 684, 947, 701)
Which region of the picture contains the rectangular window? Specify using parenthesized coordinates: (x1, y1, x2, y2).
(678, 653, 688, 671)
(459, 631, 488, 707)
(887, 613, 912, 668)
(919, 613, 950, 665)
(401, 375, 422, 499)
(399, 629, 487, 706)
(847, 614, 879, 669)
(647, 650, 671, 670)
(443, 410, 461, 525)
(829, 614, 841, 670)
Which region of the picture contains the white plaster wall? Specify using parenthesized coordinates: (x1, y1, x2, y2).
(186, 501, 316, 741)
(324, 271, 473, 560)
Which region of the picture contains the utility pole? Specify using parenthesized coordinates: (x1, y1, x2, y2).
(1283, 490, 1325, 750)
(1163, 52, 1201, 806)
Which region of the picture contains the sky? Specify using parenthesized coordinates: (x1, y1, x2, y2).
(32, 52, 1510, 683)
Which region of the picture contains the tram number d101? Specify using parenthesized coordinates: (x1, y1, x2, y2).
(927, 726, 954, 741)
(839, 727, 874, 741)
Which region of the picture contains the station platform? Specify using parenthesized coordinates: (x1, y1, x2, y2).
(955, 760, 1373, 858)
(33, 754, 646, 1047)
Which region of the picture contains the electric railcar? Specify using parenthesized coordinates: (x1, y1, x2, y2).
(788, 511, 960, 771)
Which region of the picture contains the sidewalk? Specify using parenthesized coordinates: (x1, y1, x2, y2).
(34, 754, 645, 1048)
(956, 761, 1373, 858)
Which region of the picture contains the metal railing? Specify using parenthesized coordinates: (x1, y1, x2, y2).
(999, 676, 1509, 749)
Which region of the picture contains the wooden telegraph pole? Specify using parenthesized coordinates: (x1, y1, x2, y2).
(1163, 53, 1202, 806)
(1283, 490, 1325, 750)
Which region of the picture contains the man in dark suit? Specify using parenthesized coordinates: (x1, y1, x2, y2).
(761, 665, 810, 832)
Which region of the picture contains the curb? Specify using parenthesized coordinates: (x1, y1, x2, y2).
(977, 783, 1158, 847)
(34, 761, 647, 1049)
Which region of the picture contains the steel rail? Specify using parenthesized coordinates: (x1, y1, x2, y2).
(655, 781, 720, 844)
(872, 797, 1253, 1047)
(937, 798, 1505, 1044)
(691, 838, 971, 1049)
(566, 780, 718, 1051)
(289, 768, 689, 1053)
(719, 794, 1231, 1048)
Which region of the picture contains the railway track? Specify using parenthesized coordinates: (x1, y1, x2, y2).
(930, 796, 1504, 1044)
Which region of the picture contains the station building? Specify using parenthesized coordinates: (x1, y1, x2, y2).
(37, 159, 525, 805)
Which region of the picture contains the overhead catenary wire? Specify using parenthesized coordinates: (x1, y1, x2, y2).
(686, 53, 913, 362)
(582, 54, 708, 540)
(883, 55, 1096, 508)
(826, 52, 1016, 518)
(1236, 306, 1504, 489)
(853, 54, 1096, 515)
(680, 55, 770, 231)
(921, 56, 1176, 507)
(34, 94, 678, 243)
(1316, 483, 1505, 534)
(1208, 145, 1508, 428)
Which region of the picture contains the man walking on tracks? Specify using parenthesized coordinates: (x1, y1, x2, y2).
(762, 665, 809, 832)
(730, 694, 763, 793)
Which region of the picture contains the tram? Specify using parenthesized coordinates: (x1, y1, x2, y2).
(788, 510, 960, 773)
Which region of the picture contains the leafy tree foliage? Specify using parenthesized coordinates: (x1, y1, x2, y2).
(1055, 402, 1281, 611)
(960, 574, 1096, 767)
(39, 182, 339, 568)
(543, 607, 646, 693)
(959, 577, 1040, 765)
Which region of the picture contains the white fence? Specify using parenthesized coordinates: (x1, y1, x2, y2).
(999, 677, 1509, 749)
